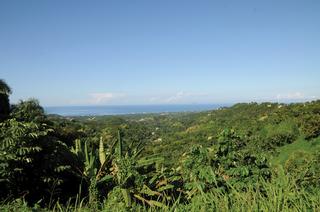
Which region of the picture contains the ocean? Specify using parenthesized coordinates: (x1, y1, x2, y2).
(44, 104, 227, 116)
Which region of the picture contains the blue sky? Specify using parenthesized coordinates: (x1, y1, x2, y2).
(1, 0, 319, 106)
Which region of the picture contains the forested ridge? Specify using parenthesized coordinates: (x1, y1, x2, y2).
(1, 79, 320, 211)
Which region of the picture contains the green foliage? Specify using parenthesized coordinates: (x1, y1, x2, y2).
(70, 138, 113, 207)
(217, 129, 271, 186)
(0, 79, 12, 95)
(284, 149, 320, 189)
(0, 118, 83, 205)
(261, 120, 299, 151)
(0, 199, 38, 212)
(300, 113, 320, 139)
(0, 119, 50, 196)
(1, 80, 320, 211)
(271, 136, 320, 165)
(180, 145, 217, 198)
(11, 99, 46, 123)
(179, 129, 271, 195)
(0, 79, 12, 121)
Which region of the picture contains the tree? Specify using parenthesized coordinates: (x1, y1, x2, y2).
(0, 118, 84, 205)
(0, 79, 12, 121)
(0, 79, 11, 95)
(11, 99, 46, 123)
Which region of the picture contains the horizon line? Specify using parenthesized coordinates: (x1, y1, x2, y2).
(42, 99, 319, 108)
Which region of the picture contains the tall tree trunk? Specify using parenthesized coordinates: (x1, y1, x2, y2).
(0, 93, 10, 121)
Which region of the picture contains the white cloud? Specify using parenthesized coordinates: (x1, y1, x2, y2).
(149, 97, 160, 102)
(165, 91, 208, 103)
(89, 92, 126, 104)
(276, 92, 304, 100)
(276, 92, 317, 101)
(165, 91, 185, 103)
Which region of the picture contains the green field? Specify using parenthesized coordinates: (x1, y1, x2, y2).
(1, 81, 320, 211)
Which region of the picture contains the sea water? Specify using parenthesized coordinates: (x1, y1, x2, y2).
(45, 104, 227, 116)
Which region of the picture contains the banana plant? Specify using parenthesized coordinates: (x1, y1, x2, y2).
(73, 129, 170, 208)
(134, 166, 183, 208)
(71, 137, 114, 205)
(111, 129, 175, 208)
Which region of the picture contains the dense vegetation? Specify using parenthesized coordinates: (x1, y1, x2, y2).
(1, 79, 320, 211)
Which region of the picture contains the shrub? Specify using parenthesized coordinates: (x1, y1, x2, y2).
(0, 118, 83, 205)
(10, 99, 46, 123)
(300, 114, 320, 140)
(284, 150, 320, 189)
(262, 121, 299, 149)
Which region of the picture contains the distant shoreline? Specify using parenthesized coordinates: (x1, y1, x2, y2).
(44, 104, 230, 116)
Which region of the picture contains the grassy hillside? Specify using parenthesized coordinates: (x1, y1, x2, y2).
(1, 99, 320, 211)
(72, 101, 320, 165)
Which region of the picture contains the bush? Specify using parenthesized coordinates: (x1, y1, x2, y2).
(284, 150, 320, 189)
(0, 118, 83, 205)
(300, 114, 320, 140)
(11, 99, 46, 123)
(262, 121, 299, 149)
(179, 130, 271, 195)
